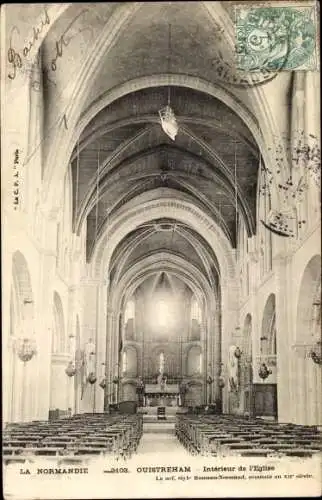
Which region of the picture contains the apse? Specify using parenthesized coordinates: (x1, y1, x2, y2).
(146, 272, 180, 336)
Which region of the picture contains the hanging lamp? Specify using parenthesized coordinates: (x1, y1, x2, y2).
(259, 152, 297, 238)
(65, 361, 77, 377)
(15, 299, 37, 362)
(99, 363, 107, 389)
(159, 24, 178, 141)
(16, 337, 37, 362)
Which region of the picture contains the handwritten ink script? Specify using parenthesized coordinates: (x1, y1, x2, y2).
(49, 9, 91, 72)
(7, 7, 50, 81)
(13, 149, 20, 210)
(7, 8, 90, 90)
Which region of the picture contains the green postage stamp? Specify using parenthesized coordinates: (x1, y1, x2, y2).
(235, 3, 319, 71)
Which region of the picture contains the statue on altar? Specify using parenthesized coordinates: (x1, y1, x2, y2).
(157, 371, 167, 391)
(157, 351, 167, 390)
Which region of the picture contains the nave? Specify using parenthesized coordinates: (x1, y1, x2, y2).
(3, 2, 321, 467)
(3, 410, 321, 466)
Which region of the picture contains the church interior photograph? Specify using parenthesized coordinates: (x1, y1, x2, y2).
(2, 2, 321, 463)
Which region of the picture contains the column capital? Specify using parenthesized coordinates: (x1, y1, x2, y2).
(106, 306, 115, 317)
(80, 277, 108, 286)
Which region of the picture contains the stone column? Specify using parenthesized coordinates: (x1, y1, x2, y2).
(312, 360, 322, 425)
(67, 285, 77, 414)
(291, 346, 307, 424)
(275, 254, 292, 422)
(34, 209, 58, 421)
(2, 230, 14, 424)
(104, 307, 115, 410)
(94, 280, 108, 412)
(50, 353, 72, 410)
(201, 307, 208, 405)
(79, 278, 100, 413)
(114, 313, 121, 403)
(291, 72, 306, 235)
(304, 72, 320, 226)
(221, 263, 239, 413)
(305, 354, 321, 426)
(248, 239, 260, 418)
(213, 306, 222, 409)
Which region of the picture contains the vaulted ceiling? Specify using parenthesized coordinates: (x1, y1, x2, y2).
(109, 218, 220, 289)
(41, 2, 272, 300)
(71, 85, 259, 261)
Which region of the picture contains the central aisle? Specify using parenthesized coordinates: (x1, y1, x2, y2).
(137, 422, 189, 456)
(137, 433, 189, 455)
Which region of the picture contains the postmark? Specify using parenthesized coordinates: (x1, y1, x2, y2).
(235, 4, 319, 71)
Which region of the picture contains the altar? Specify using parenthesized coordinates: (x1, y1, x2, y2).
(143, 383, 181, 407)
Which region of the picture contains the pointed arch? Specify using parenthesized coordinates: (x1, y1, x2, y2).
(261, 294, 276, 355)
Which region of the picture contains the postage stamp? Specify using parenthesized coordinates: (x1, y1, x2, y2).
(235, 4, 319, 71)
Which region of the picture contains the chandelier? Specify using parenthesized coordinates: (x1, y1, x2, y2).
(99, 377, 107, 389)
(159, 24, 178, 141)
(261, 207, 297, 238)
(258, 362, 272, 380)
(234, 347, 242, 359)
(99, 362, 107, 388)
(65, 360, 77, 377)
(87, 372, 97, 384)
(15, 337, 37, 362)
(259, 132, 321, 238)
(159, 105, 178, 141)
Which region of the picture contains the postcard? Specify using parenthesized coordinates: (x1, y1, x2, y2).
(1, 1, 321, 498)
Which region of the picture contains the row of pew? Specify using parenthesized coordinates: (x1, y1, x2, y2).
(175, 414, 322, 457)
(3, 413, 143, 463)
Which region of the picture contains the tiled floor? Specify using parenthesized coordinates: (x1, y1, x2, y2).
(137, 432, 188, 455)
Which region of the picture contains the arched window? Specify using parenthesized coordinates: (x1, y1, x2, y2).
(312, 287, 321, 342)
(191, 297, 201, 323)
(261, 294, 276, 356)
(159, 352, 165, 373)
(122, 351, 127, 374)
(124, 299, 135, 323)
(199, 353, 202, 374)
